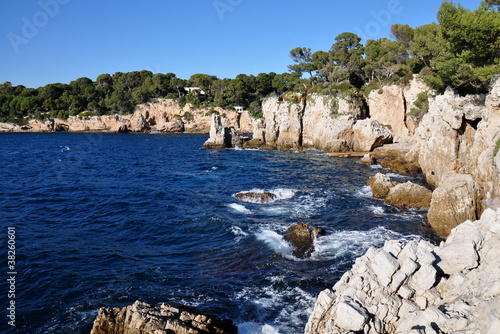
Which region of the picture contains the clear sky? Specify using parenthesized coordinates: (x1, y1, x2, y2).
(0, 0, 483, 88)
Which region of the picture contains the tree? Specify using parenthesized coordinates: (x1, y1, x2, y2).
(365, 38, 408, 81)
(327, 32, 365, 85)
(288, 47, 317, 77)
(390, 24, 415, 51)
(438, 1, 500, 67)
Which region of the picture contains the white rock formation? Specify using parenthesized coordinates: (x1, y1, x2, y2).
(368, 76, 429, 142)
(305, 208, 500, 334)
(352, 119, 393, 152)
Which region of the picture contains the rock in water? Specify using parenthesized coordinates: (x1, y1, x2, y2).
(283, 222, 317, 259)
(204, 114, 226, 149)
(367, 173, 398, 199)
(90, 300, 238, 334)
(384, 181, 432, 208)
(235, 191, 278, 204)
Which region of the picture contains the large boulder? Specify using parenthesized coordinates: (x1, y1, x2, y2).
(352, 119, 393, 152)
(91, 300, 237, 334)
(427, 172, 481, 236)
(385, 181, 432, 208)
(283, 222, 325, 259)
(367, 173, 398, 199)
(305, 208, 500, 334)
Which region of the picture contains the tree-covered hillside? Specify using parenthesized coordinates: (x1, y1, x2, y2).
(1, 1, 498, 124)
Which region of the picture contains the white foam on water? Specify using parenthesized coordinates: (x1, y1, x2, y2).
(238, 323, 281, 334)
(255, 230, 295, 260)
(228, 203, 252, 214)
(60, 146, 70, 152)
(271, 188, 296, 200)
(369, 164, 384, 169)
(355, 185, 373, 199)
(230, 225, 249, 237)
(235, 275, 316, 334)
(368, 205, 385, 215)
(312, 226, 419, 261)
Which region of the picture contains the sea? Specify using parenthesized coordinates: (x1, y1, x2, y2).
(0, 132, 441, 334)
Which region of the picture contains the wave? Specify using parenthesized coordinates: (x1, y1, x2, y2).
(235, 275, 316, 334)
(255, 230, 295, 260)
(228, 203, 252, 214)
(312, 226, 420, 262)
(355, 185, 373, 199)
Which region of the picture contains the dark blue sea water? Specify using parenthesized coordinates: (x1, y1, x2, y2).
(0, 133, 440, 334)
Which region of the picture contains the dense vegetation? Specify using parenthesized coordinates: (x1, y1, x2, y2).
(1, 1, 498, 124)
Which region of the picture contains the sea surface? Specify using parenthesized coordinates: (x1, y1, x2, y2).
(0, 133, 441, 334)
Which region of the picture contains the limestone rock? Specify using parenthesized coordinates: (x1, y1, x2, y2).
(385, 181, 432, 208)
(368, 76, 429, 142)
(361, 153, 376, 165)
(367, 173, 398, 199)
(379, 158, 421, 177)
(90, 300, 237, 334)
(408, 79, 500, 198)
(305, 208, 500, 334)
(204, 114, 226, 148)
(427, 172, 480, 236)
(235, 191, 277, 204)
(352, 119, 393, 152)
(334, 300, 369, 331)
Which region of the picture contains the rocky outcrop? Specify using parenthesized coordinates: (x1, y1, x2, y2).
(427, 172, 481, 236)
(204, 114, 226, 148)
(368, 76, 429, 142)
(261, 94, 363, 152)
(408, 77, 500, 234)
(302, 95, 361, 152)
(283, 222, 325, 259)
(367, 173, 398, 199)
(352, 119, 393, 152)
(90, 300, 237, 334)
(305, 208, 500, 334)
(384, 182, 432, 208)
(234, 191, 278, 204)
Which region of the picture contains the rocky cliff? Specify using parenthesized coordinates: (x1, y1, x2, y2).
(305, 208, 500, 334)
(408, 77, 500, 235)
(0, 99, 253, 134)
(248, 93, 394, 152)
(367, 76, 429, 142)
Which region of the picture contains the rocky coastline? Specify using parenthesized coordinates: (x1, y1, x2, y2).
(4, 76, 500, 333)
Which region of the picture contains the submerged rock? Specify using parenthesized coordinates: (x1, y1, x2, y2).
(90, 300, 237, 334)
(235, 191, 278, 204)
(283, 222, 322, 259)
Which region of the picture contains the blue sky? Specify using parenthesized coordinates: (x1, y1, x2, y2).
(1, 0, 483, 88)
